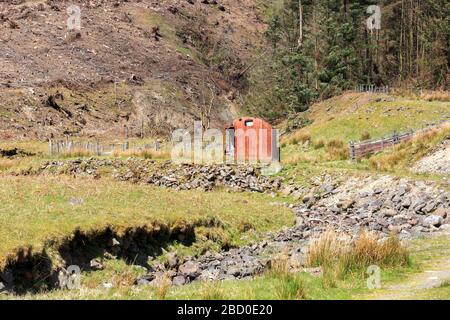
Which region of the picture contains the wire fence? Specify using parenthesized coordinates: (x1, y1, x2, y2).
(354, 85, 390, 93)
(48, 139, 162, 156)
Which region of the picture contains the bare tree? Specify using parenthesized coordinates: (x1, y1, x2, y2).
(200, 78, 216, 130)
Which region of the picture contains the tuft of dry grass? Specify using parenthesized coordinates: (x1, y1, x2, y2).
(270, 248, 291, 275)
(290, 131, 311, 145)
(268, 249, 308, 300)
(306, 230, 349, 268)
(369, 151, 402, 171)
(360, 131, 371, 141)
(200, 281, 225, 300)
(313, 138, 325, 149)
(282, 153, 318, 165)
(154, 274, 172, 300)
(306, 230, 410, 286)
(324, 139, 348, 161)
(326, 139, 345, 148)
(113, 149, 170, 160)
(420, 90, 450, 102)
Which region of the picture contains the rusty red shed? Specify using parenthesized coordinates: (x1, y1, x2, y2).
(225, 117, 279, 163)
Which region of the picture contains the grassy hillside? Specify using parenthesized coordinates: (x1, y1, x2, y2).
(0, 175, 293, 270)
(281, 92, 450, 170)
(286, 92, 449, 142)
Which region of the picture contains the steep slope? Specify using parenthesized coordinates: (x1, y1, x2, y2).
(286, 92, 450, 142)
(0, 0, 268, 140)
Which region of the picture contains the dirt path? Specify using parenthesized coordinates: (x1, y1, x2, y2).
(365, 234, 450, 300)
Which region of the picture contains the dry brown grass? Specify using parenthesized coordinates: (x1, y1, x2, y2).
(113, 148, 170, 159)
(154, 273, 172, 300)
(0, 175, 294, 271)
(200, 281, 225, 300)
(290, 131, 311, 145)
(360, 131, 371, 141)
(324, 139, 348, 161)
(369, 123, 450, 171)
(313, 138, 325, 149)
(282, 153, 318, 165)
(270, 248, 291, 275)
(268, 249, 308, 300)
(420, 90, 450, 102)
(306, 230, 349, 268)
(53, 146, 170, 159)
(0, 159, 17, 172)
(306, 230, 410, 285)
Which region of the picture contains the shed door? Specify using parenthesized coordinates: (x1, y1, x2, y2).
(225, 128, 235, 159)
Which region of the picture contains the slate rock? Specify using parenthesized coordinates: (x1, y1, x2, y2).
(179, 261, 200, 278)
(172, 275, 186, 286)
(381, 209, 397, 217)
(433, 207, 448, 219)
(166, 252, 179, 269)
(422, 215, 444, 227)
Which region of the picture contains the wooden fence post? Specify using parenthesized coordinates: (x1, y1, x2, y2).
(95, 140, 101, 156)
(393, 131, 399, 145)
(349, 141, 356, 161)
(49, 140, 53, 156)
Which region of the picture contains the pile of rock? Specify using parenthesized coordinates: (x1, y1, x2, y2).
(282, 175, 450, 239)
(136, 245, 272, 287)
(412, 137, 450, 176)
(140, 164, 282, 192)
(35, 158, 283, 193)
(35, 158, 155, 179)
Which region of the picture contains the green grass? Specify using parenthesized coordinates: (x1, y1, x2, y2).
(293, 93, 449, 142)
(5, 230, 449, 300)
(14, 268, 363, 300)
(411, 282, 450, 300)
(0, 175, 294, 270)
(360, 234, 450, 300)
